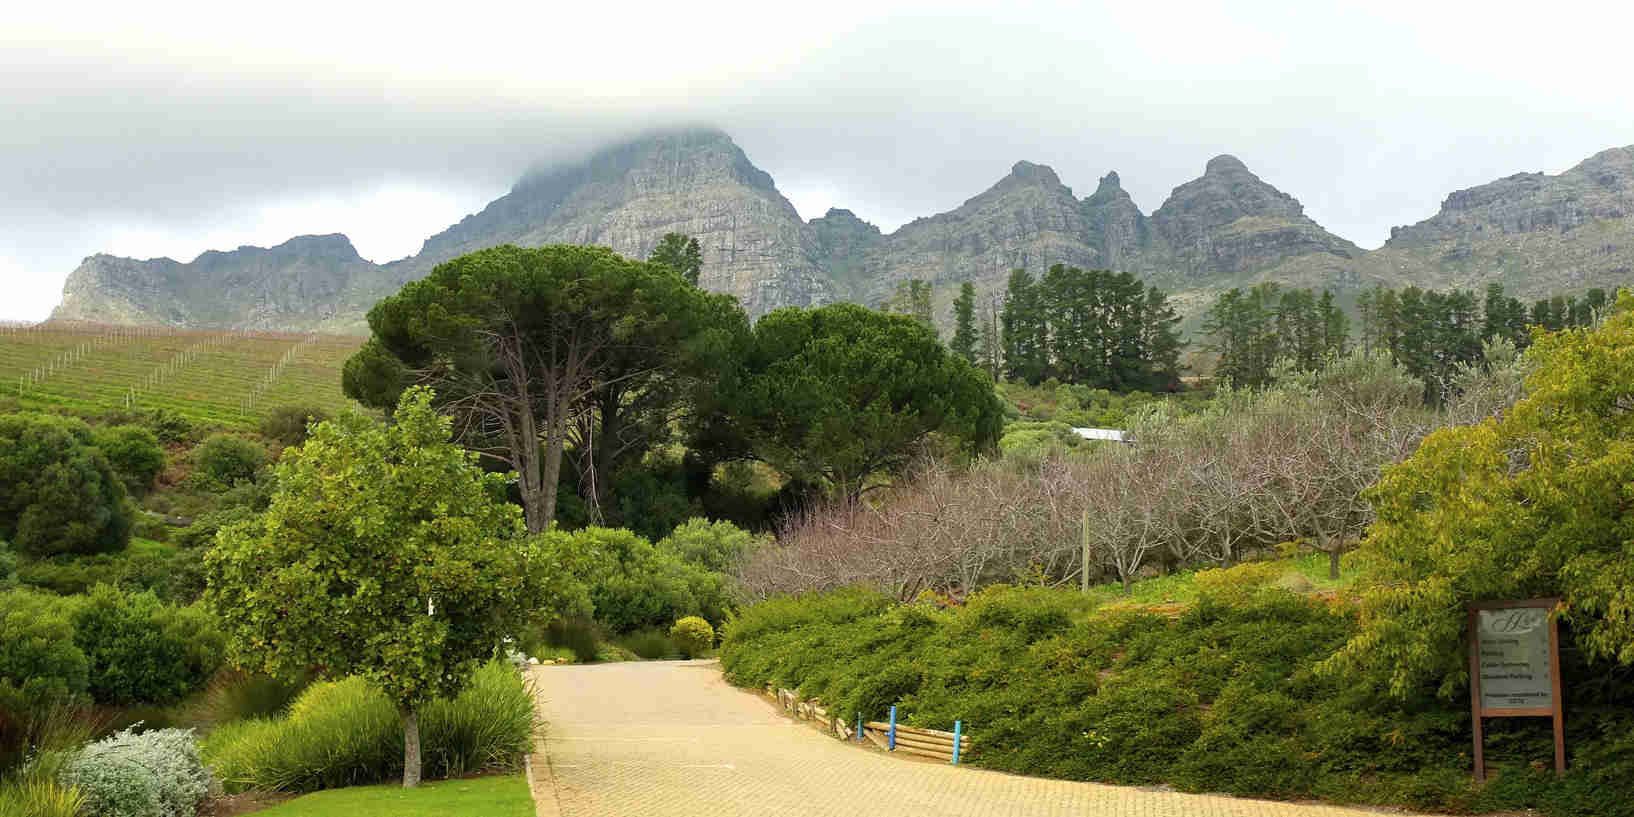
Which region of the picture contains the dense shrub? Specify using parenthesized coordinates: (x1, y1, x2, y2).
(141, 410, 194, 445)
(70, 586, 224, 706)
(659, 518, 765, 575)
(189, 434, 267, 490)
(258, 406, 330, 448)
(0, 590, 89, 774)
(669, 616, 714, 658)
(533, 617, 601, 664)
(203, 661, 534, 793)
(58, 727, 213, 817)
(546, 526, 738, 634)
(0, 412, 132, 557)
(0, 541, 14, 589)
(721, 578, 1631, 817)
(617, 629, 679, 660)
(16, 548, 207, 604)
(93, 426, 166, 496)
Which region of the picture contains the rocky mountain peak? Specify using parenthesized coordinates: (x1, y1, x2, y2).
(1147, 155, 1355, 280)
(1006, 160, 1063, 186)
(265, 234, 362, 261)
(1204, 154, 1250, 176)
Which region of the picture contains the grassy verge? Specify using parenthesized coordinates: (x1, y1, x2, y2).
(243, 773, 533, 817)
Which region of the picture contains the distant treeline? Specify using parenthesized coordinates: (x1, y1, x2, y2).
(1205, 282, 1617, 390)
(927, 265, 1185, 392)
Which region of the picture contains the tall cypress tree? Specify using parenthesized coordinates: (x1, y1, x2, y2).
(950, 281, 978, 363)
(1001, 269, 1047, 384)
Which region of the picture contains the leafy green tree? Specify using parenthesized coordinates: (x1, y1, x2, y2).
(206, 388, 558, 787)
(191, 433, 268, 490)
(93, 425, 166, 496)
(731, 303, 1002, 498)
(565, 280, 749, 522)
(1328, 294, 1634, 699)
(649, 232, 703, 285)
(0, 413, 131, 557)
(950, 282, 978, 363)
(345, 244, 733, 533)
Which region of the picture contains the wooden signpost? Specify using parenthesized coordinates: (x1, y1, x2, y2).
(1467, 599, 1565, 780)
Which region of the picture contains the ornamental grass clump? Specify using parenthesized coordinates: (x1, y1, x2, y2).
(58, 727, 213, 817)
(203, 661, 535, 793)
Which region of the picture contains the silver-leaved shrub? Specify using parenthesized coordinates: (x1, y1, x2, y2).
(59, 726, 214, 817)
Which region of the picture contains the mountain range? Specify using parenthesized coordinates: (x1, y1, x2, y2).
(51, 128, 1634, 334)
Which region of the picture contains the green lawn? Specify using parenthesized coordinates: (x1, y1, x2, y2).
(247, 774, 534, 817)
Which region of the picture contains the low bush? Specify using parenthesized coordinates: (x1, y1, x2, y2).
(0, 542, 13, 589)
(58, 727, 213, 817)
(204, 661, 535, 793)
(616, 629, 678, 660)
(668, 617, 714, 658)
(259, 406, 330, 448)
(190, 434, 267, 491)
(71, 586, 225, 707)
(16, 549, 207, 604)
(0, 590, 88, 774)
(533, 617, 601, 664)
(721, 582, 1633, 817)
(0, 412, 132, 558)
(93, 426, 166, 496)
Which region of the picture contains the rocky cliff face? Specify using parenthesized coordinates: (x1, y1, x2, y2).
(1260, 145, 1634, 302)
(840, 154, 1360, 324)
(395, 128, 833, 316)
(837, 161, 1102, 307)
(54, 130, 833, 330)
(54, 235, 386, 331)
(1145, 155, 1359, 284)
(49, 133, 1634, 334)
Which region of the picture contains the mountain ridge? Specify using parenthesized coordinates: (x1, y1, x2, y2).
(49, 131, 1634, 334)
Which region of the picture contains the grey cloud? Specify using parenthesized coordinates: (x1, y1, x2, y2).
(3, 3, 1633, 320)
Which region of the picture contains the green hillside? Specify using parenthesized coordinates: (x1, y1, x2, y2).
(0, 322, 365, 428)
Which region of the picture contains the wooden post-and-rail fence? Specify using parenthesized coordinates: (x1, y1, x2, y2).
(766, 686, 972, 765)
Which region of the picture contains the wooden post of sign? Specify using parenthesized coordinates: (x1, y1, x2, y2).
(1467, 607, 1486, 780)
(1468, 599, 1565, 781)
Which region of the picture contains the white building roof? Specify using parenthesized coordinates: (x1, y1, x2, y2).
(1071, 427, 1129, 442)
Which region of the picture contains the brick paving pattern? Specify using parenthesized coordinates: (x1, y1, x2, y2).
(527, 660, 1429, 817)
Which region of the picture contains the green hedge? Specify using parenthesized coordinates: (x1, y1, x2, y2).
(721, 576, 1634, 816)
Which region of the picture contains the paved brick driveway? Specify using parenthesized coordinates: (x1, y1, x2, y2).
(527, 660, 1428, 817)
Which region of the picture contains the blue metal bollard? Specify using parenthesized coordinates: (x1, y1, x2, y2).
(951, 720, 962, 765)
(888, 705, 897, 750)
(856, 713, 863, 742)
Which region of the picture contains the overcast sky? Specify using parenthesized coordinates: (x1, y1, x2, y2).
(4, 0, 1633, 321)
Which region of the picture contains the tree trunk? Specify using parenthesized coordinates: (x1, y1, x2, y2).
(1121, 573, 1132, 596)
(514, 403, 549, 535)
(1328, 548, 1342, 581)
(401, 708, 422, 788)
(540, 423, 564, 531)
